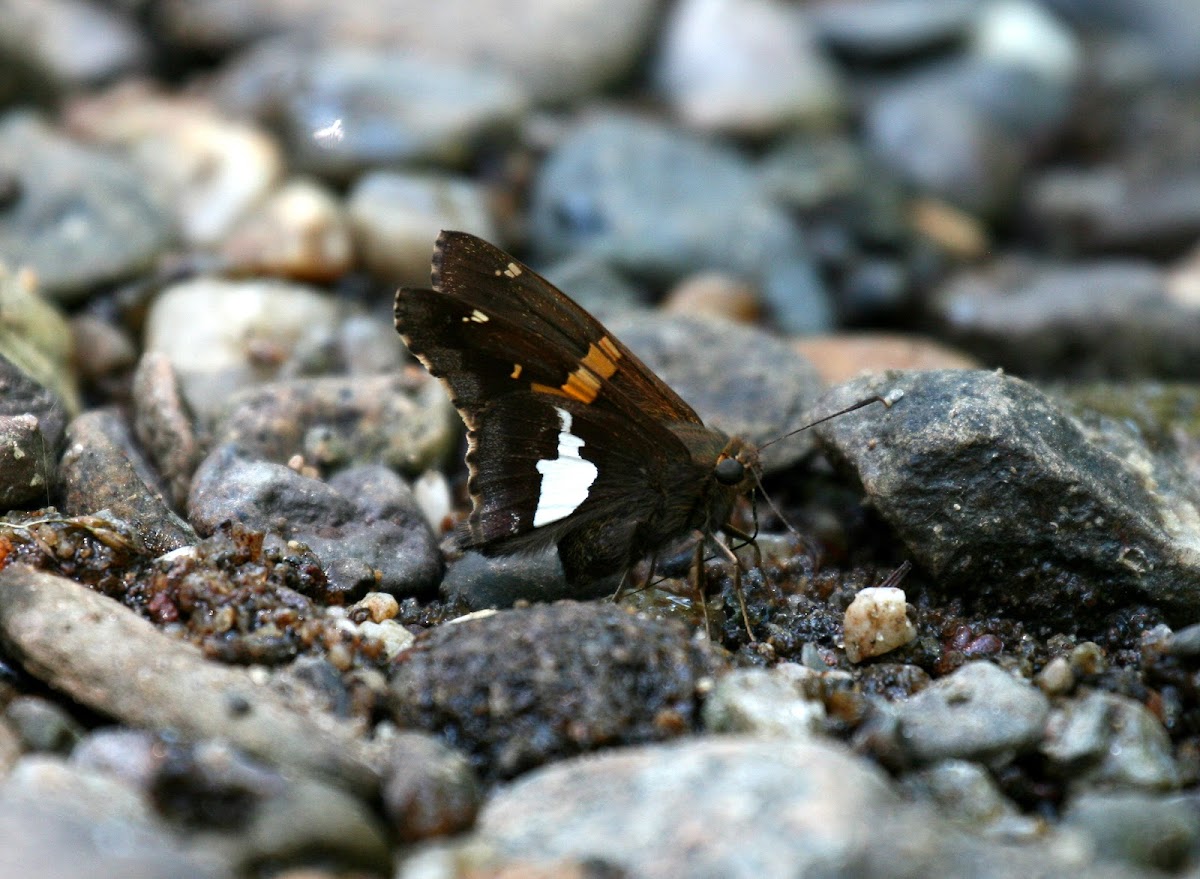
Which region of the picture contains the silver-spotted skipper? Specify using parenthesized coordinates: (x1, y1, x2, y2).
(395, 232, 886, 633)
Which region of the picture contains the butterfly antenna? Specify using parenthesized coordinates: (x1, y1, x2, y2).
(758, 388, 904, 452)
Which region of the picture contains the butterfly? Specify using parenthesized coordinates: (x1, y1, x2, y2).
(394, 231, 767, 626)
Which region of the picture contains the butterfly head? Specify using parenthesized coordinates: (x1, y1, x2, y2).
(714, 437, 759, 491)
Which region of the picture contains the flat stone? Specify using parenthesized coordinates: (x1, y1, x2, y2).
(0, 566, 378, 795)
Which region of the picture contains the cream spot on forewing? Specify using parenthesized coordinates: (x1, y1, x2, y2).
(504, 262, 522, 278)
(533, 408, 597, 527)
(470, 309, 489, 323)
(511, 363, 523, 379)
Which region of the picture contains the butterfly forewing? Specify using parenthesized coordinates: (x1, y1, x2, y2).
(427, 231, 704, 426)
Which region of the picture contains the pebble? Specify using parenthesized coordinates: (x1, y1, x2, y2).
(1042, 690, 1179, 791)
(810, 0, 977, 63)
(892, 661, 1049, 764)
(0, 264, 79, 413)
(842, 586, 916, 663)
(60, 409, 196, 555)
(463, 735, 1138, 879)
(0, 0, 147, 98)
(4, 695, 82, 753)
(71, 313, 137, 394)
(1035, 656, 1075, 696)
(702, 664, 826, 737)
(66, 82, 284, 247)
(389, 602, 723, 779)
(815, 369, 1200, 625)
(0, 753, 228, 879)
(528, 113, 830, 332)
(662, 271, 762, 324)
(216, 44, 527, 180)
(0, 112, 174, 302)
(1062, 790, 1198, 873)
(188, 450, 443, 599)
(439, 547, 578, 609)
(142, 277, 341, 421)
(900, 759, 1023, 832)
(131, 353, 201, 511)
(220, 177, 353, 282)
(653, 0, 844, 135)
(0, 566, 378, 795)
(0, 412, 55, 509)
(375, 729, 481, 842)
(793, 332, 979, 384)
(932, 259, 1200, 378)
(346, 171, 499, 285)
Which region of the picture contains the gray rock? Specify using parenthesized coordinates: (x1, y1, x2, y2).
(168, 0, 659, 103)
(816, 370, 1200, 625)
(892, 661, 1049, 764)
(702, 664, 826, 737)
(1062, 790, 1198, 873)
(0, 0, 146, 101)
(1043, 690, 1179, 790)
(606, 313, 825, 472)
(4, 695, 82, 753)
(208, 766, 391, 873)
(376, 730, 481, 842)
(142, 276, 341, 422)
(217, 43, 526, 180)
(0, 265, 78, 415)
(60, 409, 196, 555)
(0, 566, 378, 795)
(65, 86, 284, 249)
(900, 759, 1023, 831)
(1027, 165, 1200, 257)
(653, 0, 844, 135)
(0, 775, 228, 879)
(0, 351, 68, 448)
(1042, 0, 1200, 81)
(211, 373, 457, 476)
(466, 736, 1143, 879)
(132, 352, 201, 511)
(347, 171, 499, 285)
(0, 317, 70, 506)
(811, 0, 977, 62)
(1166, 621, 1200, 657)
(528, 114, 830, 333)
(932, 259, 1200, 378)
(0, 413, 55, 508)
(0, 113, 174, 302)
(189, 451, 443, 599)
(71, 727, 163, 791)
(389, 602, 724, 779)
(440, 547, 580, 608)
(3, 753, 153, 825)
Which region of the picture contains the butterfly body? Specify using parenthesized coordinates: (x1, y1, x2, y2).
(394, 232, 759, 596)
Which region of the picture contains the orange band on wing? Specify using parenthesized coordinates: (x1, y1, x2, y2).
(529, 337, 622, 404)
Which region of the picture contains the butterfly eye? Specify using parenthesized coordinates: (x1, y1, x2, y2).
(715, 457, 744, 486)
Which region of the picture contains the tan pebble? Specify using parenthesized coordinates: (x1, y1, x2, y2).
(663, 271, 761, 323)
(794, 333, 980, 385)
(843, 586, 916, 664)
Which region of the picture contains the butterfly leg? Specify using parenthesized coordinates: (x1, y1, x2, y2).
(710, 532, 755, 642)
(688, 532, 711, 639)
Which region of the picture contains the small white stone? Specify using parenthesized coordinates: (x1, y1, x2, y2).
(843, 586, 916, 664)
(358, 620, 414, 660)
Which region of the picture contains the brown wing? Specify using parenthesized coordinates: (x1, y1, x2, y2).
(422, 230, 704, 426)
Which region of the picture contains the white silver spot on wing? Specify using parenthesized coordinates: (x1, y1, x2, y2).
(504, 262, 522, 278)
(533, 408, 597, 527)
